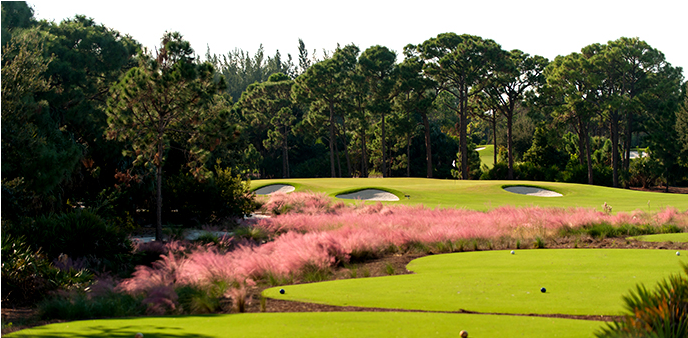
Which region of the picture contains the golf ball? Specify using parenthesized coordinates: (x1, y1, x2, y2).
(279, 288, 285, 294)
(540, 287, 546, 293)
(510, 250, 515, 254)
(135, 334, 144, 338)
(677, 252, 681, 256)
(459, 330, 468, 338)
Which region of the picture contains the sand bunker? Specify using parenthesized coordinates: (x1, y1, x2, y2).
(504, 186, 563, 197)
(475, 147, 486, 151)
(254, 184, 296, 195)
(336, 189, 400, 201)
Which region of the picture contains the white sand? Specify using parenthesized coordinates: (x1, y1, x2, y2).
(504, 186, 563, 197)
(475, 147, 486, 151)
(254, 184, 296, 195)
(629, 150, 649, 159)
(336, 189, 400, 201)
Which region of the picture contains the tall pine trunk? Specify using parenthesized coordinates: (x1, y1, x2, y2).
(282, 125, 289, 178)
(155, 135, 163, 242)
(492, 114, 498, 169)
(459, 85, 469, 180)
(611, 111, 619, 187)
(381, 111, 386, 178)
(329, 101, 336, 177)
(623, 111, 633, 172)
(507, 112, 514, 180)
(421, 111, 433, 178)
(362, 132, 369, 177)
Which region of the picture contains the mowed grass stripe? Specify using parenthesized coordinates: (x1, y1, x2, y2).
(250, 178, 688, 212)
(264, 249, 688, 316)
(5, 312, 606, 338)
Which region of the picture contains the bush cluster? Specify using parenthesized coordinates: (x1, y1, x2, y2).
(163, 165, 258, 226)
(2, 234, 93, 305)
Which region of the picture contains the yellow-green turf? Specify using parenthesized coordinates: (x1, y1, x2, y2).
(477, 144, 495, 169)
(264, 249, 687, 316)
(5, 312, 605, 338)
(631, 233, 688, 243)
(250, 178, 688, 212)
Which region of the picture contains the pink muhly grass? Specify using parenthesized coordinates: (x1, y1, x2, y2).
(118, 192, 687, 297)
(118, 252, 185, 294)
(227, 285, 249, 313)
(261, 191, 342, 215)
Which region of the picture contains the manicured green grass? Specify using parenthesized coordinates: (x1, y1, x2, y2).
(631, 233, 688, 243)
(264, 249, 688, 316)
(5, 312, 605, 338)
(477, 144, 495, 169)
(250, 178, 688, 212)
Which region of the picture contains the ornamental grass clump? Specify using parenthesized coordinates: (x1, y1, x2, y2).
(596, 264, 688, 338)
(111, 192, 688, 318)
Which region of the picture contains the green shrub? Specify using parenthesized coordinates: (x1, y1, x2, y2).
(300, 263, 332, 283)
(596, 264, 688, 338)
(480, 162, 509, 180)
(176, 282, 227, 314)
(163, 165, 257, 226)
(628, 156, 662, 188)
(1, 234, 92, 305)
(16, 210, 133, 271)
(38, 289, 144, 321)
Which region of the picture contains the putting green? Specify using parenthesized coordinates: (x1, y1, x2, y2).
(631, 233, 688, 243)
(5, 312, 605, 338)
(264, 249, 687, 316)
(250, 178, 688, 212)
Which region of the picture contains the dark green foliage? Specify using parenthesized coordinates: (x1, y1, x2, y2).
(163, 165, 257, 226)
(1, 1, 35, 45)
(596, 264, 688, 338)
(481, 162, 509, 180)
(629, 156, 662, 188)
(1, 234, 92, 305)
(38, 289, 144, 321)
(1, 28, 81, 199)
(523, 126, 569, 170)
(559, 223, 675, 239)
(10, 210, 132, 271)
(176, 281, 228, 314)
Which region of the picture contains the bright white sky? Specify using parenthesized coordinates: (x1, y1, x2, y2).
(28, 0, 687, 75)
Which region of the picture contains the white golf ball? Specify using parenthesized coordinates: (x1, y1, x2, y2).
(510, 250, 515, 254)
(677, 252, 681, 256)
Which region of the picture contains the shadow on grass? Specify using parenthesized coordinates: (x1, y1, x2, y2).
(8, 321, 215, 338)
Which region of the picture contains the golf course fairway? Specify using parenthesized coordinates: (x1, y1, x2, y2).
(264, 249, 688, 316)
(250, 178, 688, 212)
(4, 312, 605, 338)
